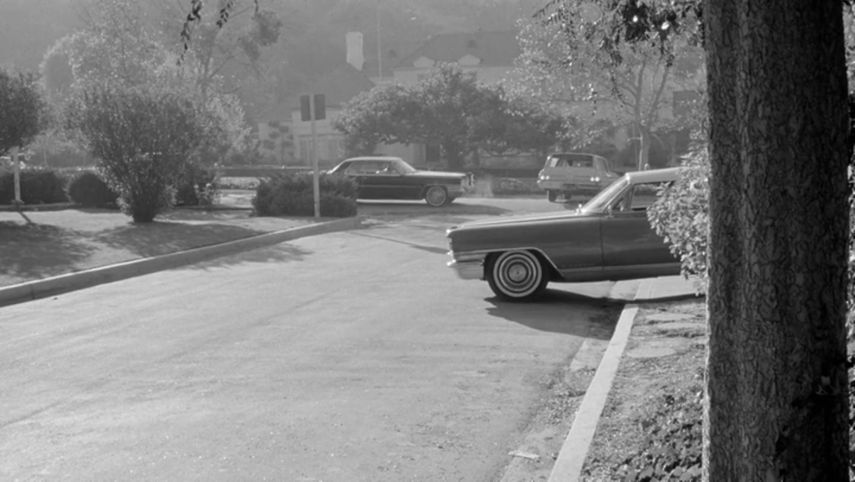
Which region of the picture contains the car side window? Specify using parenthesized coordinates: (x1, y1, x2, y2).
(378, 162, 398, 175)
(345, 162, 378, 175)
(628, 182, 668, 211)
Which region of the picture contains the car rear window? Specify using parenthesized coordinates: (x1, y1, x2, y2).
(545, 154, 594, 168)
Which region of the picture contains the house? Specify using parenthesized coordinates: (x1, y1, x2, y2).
(255, 30, 524, 169)
(391, 30, 520, 86)
(289, 63, 376, 167)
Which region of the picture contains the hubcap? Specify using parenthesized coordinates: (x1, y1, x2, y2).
(507, 264, 529, 282)
(494, 251, 542, 298)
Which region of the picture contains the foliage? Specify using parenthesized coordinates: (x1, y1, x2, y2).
(67, 170, 118, 208)
(69, 86, 204, 222)
(41, 0, 250, 169)
(647, 146, 709, 288)
(335, 65, 563, 169)
(0, 169, 67, 204)
(174, 164, 219, 207)
(468, 90, 566, 157)
(334, 84, 420, 156)
(253, 172, 357, 217)
(618, 385, 704, 480)
(0, 68, 44, 156)
(512, 0, 705, 166)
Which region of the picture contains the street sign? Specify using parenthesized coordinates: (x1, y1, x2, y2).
(300, 94, 326, 121)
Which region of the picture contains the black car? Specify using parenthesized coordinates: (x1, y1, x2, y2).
(327, 156, 472, 207)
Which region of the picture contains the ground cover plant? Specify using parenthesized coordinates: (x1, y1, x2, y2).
(581, 300, 855, 481)
(252, 172, 357, 217)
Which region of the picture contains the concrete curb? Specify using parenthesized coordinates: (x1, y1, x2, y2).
(547, 278, 653, 482)
(0, 216, 363, 308)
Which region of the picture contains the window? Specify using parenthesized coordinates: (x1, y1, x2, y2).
(628, 182, 670, 211)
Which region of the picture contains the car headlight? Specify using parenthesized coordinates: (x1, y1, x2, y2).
(539, 175, 549, 181)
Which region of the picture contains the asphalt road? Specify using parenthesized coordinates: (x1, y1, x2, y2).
(0, 200, 620, 481)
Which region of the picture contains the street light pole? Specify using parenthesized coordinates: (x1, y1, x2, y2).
(376, 0, 382, 80)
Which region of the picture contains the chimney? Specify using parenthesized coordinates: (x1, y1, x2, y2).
(346, 32, 364, 71)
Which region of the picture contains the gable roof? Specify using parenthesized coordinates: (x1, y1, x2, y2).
(395, 30, 520, 68)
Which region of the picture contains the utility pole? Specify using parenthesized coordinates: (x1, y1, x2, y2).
(376, 0, 382, 80)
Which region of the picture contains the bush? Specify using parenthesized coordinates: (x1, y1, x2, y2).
(253, 172, 357, 217)
(175, 164, 219, 206)
(0, 169, 68, 204)
(71, 87, 206, 222)
(647, 148, 710, 290)
(67, 171, 118, 208)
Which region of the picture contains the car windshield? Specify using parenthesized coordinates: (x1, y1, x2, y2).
(391, 158, 417, 174)
(580, 177, 628, 213)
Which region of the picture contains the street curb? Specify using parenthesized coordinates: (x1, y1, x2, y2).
(546, 279, 653, 482)
(0, 216, 363, 308)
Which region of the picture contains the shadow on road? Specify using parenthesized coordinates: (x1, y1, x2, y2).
(358, 201, 510, 217)
(484, 288, 624, 339)
(95, 221, 268, 258)
(190, 243, 313, 271)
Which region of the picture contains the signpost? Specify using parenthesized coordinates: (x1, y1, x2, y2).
(11, 146, 21, 204)
(300, 94, 325, 218)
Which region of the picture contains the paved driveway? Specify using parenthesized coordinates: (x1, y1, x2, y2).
(0, 207, 621, 481)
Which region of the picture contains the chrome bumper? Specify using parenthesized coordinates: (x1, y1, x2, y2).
(447, 252, 486, 280)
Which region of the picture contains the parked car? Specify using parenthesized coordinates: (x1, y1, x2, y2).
(536, 152, 619, 202)
(327, 156, 472, 207)
(446, 168, 681, 301)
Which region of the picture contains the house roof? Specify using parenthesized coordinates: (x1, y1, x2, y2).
(395, 30, 520, 68)
(362, 40, 422, 79)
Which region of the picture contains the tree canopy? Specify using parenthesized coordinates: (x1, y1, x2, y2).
(0, 69, 43, 157)
(512, 0, 704, 167)
(335, 64, 564, 169)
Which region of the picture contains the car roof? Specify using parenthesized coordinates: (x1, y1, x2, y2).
(625, 167, 681, 184)
(343, 156, 404, 162)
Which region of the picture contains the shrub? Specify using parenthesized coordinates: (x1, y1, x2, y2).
(253, 172, 357, 217)
(647, 148, 710, 290)
(67, 171, 118, 208)
(0, 169, 68, 204)
(70, 87, 205, 222)
(175, 164, 219, 206)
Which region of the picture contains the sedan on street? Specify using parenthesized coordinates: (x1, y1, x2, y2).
(327, 156, 472, 207)
(446, 168, 681, 301)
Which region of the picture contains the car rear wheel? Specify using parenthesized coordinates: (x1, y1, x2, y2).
(487, 250, 549, 301)
(424, 185, 449, 207)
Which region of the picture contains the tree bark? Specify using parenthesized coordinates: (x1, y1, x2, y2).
(703, 2, 850, 480)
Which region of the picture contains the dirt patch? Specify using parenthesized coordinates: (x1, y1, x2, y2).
(581, 300, 706, 481)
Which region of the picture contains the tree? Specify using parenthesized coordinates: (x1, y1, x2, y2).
(335, 65, 563, 168)
(40, 0, 250, 170)
(703, 1, 849, 478)
(70, 86, 205, 222)
(513, 0, 704, 168)
(415, 65, 495, 169)
(468, 88, 566, 158)
(164, 0, 282, 103)
(0, 69, 43, 156)
(333, 83, 420, 156)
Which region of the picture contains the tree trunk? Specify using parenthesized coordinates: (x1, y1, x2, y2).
(703, 2, 850, 480)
